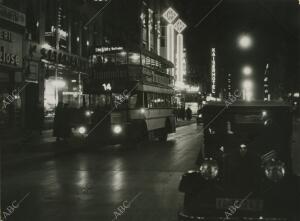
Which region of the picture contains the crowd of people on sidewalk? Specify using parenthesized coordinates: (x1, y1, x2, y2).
(174, 106, 193, 121)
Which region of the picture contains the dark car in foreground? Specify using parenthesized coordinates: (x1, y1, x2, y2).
(179, 101, 299, 221)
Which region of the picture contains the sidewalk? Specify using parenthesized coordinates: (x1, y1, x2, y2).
(1, 129, 85, 167)
(176, 117, 196, 127)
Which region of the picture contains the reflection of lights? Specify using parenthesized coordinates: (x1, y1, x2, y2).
(242, 66, 252, 76)
(51, 79, 66, 88)
(76, 37, 80, 42)
(238, 34, 252, 49)
(77, 170, 89, 187)
(71, 79, 77, 83)
(86, 41, 90, 46)
(294, 92, 300, 98)
(140, 108, 145, 114)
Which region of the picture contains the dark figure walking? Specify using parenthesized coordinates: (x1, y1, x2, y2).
(62, 103, 72, 139)
(186, 107, 192, 121)
(53, 102, 64, 141)
(35, 102, 44, 135)
(180, 107, 186, 120)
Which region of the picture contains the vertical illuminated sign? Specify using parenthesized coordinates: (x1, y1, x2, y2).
(211, 48, 216, 96)
(176, 33, 183, 82)
(167, 24, 175, 63)
(174, 19, 187, 83)
(163, 8, 178, 64)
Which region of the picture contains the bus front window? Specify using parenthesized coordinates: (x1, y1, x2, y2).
(113, 92, 143, 109)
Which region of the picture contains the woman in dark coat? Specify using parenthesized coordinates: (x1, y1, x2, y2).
(53, 102, 64, 141)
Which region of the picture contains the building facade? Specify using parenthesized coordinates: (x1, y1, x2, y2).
(0, 1, 26, 131)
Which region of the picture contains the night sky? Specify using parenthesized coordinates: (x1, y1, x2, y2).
(174, 0, 299, 98)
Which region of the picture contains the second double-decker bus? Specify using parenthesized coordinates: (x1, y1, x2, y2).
(77, 46, 176, 144)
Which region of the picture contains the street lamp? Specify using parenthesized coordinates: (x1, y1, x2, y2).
(242, 66, 252, 76)
(238, 34, 252, 49)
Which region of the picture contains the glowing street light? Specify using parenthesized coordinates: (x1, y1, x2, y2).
(242, 66, 253, 76)
(238, 34, 252, 49)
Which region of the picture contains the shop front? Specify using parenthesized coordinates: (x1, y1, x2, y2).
(24, 42, 89, 128)
(0, 5, 25, 132)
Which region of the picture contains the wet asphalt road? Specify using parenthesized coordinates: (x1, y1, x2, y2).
(2, 122, 300, 221)
(2, 124, 202, 221)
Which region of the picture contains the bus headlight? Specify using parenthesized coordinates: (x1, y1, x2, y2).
(85, 110, 93, 117)
(199, 158, 219, 180)
(112, 125, 122, 134)
(78, 126, 87, 134)
(264, 159, 285, 182)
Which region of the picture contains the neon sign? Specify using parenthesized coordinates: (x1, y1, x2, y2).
(211, 48, 216, 96)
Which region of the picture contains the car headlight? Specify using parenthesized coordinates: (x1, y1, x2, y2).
(264, 159, 285, 182)
(112, 125, 122, 134)
(78, 126, 87, 134)
(199, 158, 219, 180)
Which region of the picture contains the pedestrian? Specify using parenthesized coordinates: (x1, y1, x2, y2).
(186, 107, 192, 121)
(53, 102, 64, 141)
(62, 103, 72, 139)
(35, 102, 44, 135)
(180, 107, 185, 120)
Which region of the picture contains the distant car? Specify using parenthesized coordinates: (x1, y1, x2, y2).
(196, 109, 203, 124)
(179, 101, 299, 221)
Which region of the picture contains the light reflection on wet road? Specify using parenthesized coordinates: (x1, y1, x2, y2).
(2, 122, 300, 221)
(2, 124, 202, 221)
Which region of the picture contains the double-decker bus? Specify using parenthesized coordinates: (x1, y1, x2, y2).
(77, 46, 176, 143)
